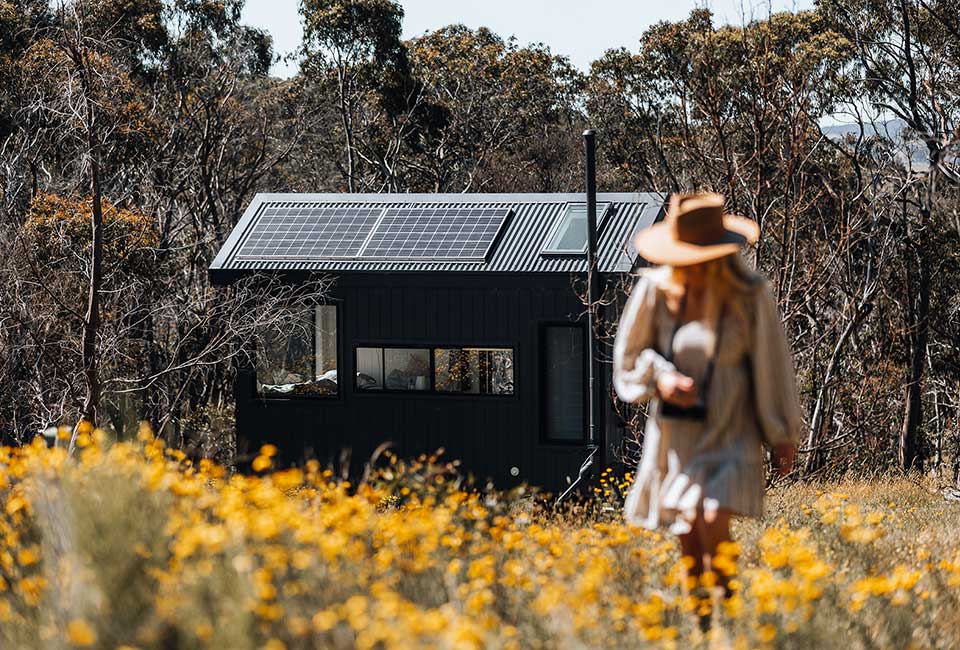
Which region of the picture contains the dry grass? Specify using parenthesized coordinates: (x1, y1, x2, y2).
(1, 426, 958, 650)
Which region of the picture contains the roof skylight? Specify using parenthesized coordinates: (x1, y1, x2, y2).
(541, 202, 612, 255)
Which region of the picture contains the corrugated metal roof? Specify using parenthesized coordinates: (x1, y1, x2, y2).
(209, 192, 665, 281)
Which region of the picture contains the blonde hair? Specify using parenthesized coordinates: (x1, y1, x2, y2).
(659, 253, 762, 334)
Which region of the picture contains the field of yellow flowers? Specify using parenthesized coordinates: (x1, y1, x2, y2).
(1, 425, 958, 650)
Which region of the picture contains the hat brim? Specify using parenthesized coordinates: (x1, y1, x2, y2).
(633, 214, 760, 267)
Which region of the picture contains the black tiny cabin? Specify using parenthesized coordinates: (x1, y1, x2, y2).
(209, 192, 665, 492)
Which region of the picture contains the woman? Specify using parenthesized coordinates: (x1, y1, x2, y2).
(614, 192, 801, 615)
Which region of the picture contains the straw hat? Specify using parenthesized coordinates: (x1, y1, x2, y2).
(634, 192, 759, 266)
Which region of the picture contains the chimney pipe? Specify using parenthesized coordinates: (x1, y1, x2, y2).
(556, 130, 603, 505)
(583, 130, 600, 450)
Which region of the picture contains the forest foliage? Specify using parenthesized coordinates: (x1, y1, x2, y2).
(0, 0, 958, 481)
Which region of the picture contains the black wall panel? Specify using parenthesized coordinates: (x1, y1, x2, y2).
(236, 273, 624, 493)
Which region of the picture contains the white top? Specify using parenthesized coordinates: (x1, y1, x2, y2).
(613, 267, 802, 533)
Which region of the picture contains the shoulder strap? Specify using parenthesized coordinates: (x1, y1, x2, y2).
(700, 302, 728, 397)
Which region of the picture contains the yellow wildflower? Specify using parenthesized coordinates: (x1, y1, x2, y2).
(66, 619, 97, 646)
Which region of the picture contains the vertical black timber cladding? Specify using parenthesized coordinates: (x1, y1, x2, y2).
(234, 273, 603, 492)
(517, 285, 534, 487)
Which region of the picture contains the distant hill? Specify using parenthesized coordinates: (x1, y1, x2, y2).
(821, 118, 930, 170)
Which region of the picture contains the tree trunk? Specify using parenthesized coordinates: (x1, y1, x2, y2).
(338, 72, 356, 193)
(77, 45, 104, 432)
(804, 291, 874, 475)
(899, 245, 929, 471)
(80, 132, 104, 428)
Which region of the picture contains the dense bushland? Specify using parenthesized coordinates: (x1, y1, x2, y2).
(0, 0, 958, 479)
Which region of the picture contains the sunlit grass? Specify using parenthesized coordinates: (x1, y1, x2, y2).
(0, 425, 958, 649)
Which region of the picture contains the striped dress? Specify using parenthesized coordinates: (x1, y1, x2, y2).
(613, 267, 802, 534)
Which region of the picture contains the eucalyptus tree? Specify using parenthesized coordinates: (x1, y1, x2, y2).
(819, 0, 960, 471)
(586, 8, 915, 476)
(405, 25, 584, 193)
(9, 1, 170, 437)
(299, 0, 408, 192)
(0, 0, 322, 446)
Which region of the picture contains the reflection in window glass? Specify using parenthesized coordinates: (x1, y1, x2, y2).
(315, 305, 338, 381)
(356, 347, 384, 390)
(384, 348, 431, 390)
(257, 306, 338, 397)
(435, 348, 514, 394)
(356, 348, 431, 391)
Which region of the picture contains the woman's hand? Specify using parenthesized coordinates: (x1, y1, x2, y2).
(773, 442, 796, 477)
(656, 370, 699, 407)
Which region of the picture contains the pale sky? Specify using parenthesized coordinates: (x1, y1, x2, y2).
(241, 0, 816, 78)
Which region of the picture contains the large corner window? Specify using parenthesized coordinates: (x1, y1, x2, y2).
(541, 202, 612, 255)
(256, 305, 338, 397)
(542, 325, 585, 442)
(355, 345, 514, 395)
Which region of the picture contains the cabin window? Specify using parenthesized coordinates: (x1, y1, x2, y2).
(355, 345, 515, 395)
(542, 324, 585, 441)
(256, 305, 338, 397)
(356, 347, 431, 391)
(541, 202, 612, 255)
(435, 348, 514, 395)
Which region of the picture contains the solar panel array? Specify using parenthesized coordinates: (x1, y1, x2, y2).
(236, 205, 382, 260)
(362, 207, 509, 261)
(234, 204, 511, 262)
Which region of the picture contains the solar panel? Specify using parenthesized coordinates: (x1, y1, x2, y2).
(235, 205, 383, 260)
(360, 207, 511, 261)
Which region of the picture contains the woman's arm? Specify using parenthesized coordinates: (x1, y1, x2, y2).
(750, 281, 803, 473)
(613, 274, 678, 404)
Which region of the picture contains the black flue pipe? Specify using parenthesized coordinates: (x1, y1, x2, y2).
(583, 130, 599, 448)
(556, 130, 602, 505)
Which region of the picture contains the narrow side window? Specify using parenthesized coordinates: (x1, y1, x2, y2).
(542, 325, 585, 442)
